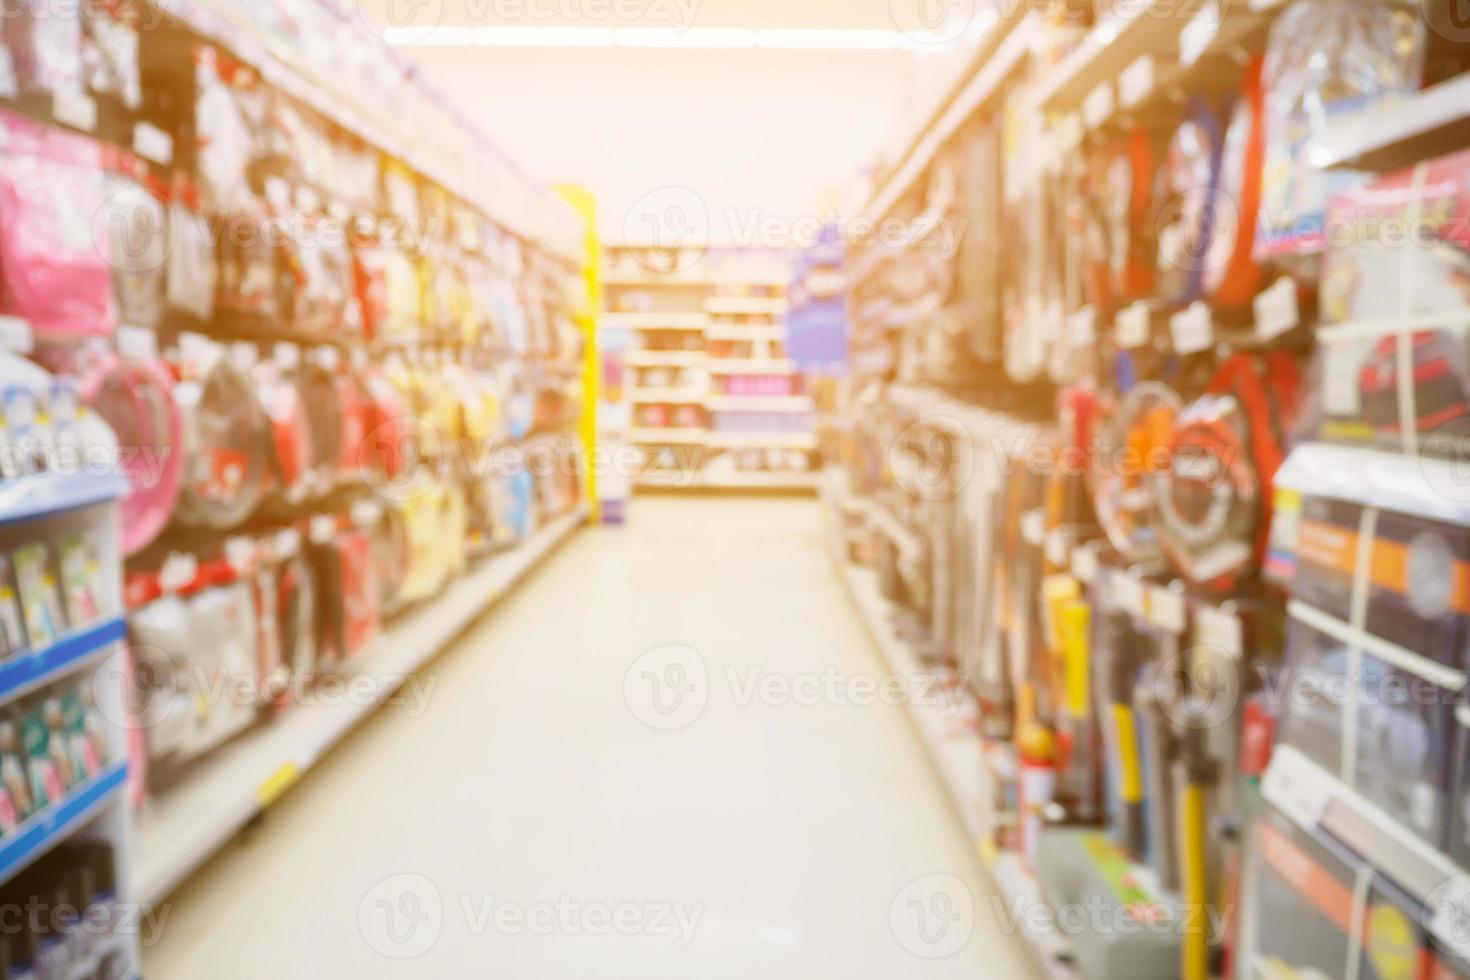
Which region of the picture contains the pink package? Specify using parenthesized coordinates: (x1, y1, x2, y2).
(0, 110, 116, 339)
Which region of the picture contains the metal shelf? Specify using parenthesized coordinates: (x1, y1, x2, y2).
(1315, 73, 1470, 172)
(0, 762, 128, 889)
(0, 617, 127, 709)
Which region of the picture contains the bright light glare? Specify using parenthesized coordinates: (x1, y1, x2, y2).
(386, 27, 960, 52)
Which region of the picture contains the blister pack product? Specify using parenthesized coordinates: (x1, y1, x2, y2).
(1316, 148, 1470, 455)
(1239, 806, 1361, 977)
(173, 354, 269, 529)
(1091, 382, 1181, 566)
(1203, 57, 1268, 310)
(1153, 98, 1228, 307)
(100, 166, 167, 331)
(0, 111, 114, 340)
(81, 0, 141, 112)
(2, 0, 84, 97)
(166, 193, 218, 326)
(80, 354, 185, 556)
(1271, 445, 1470, 669)
(1155, 353, 1301, 591)
(251, 360, 314, 503)
(194, 48, 254, 213)
(1257, 0, 1425, 263)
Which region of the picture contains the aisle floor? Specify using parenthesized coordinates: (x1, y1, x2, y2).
(143, 497, 1040, 979)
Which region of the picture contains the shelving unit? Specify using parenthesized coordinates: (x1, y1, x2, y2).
(820, 472, 1081, 980)
(136, 506, 587, 905)
(603, 247, 818, 493)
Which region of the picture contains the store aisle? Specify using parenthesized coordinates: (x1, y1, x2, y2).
(144, 498, 1039, 979)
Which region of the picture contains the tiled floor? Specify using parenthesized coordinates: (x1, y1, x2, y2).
(144, 497, 1038, 979)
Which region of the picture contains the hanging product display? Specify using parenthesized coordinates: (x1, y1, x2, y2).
(1256, 0, 1425, 266)
(0, 110, 114, 341)
(1202, 57, 1268, 311)
(80, 353, 185, 557)
(1153, 99, 1227, 308)
(1154, 353, 1302, 591)
(172, 355, 270, 530)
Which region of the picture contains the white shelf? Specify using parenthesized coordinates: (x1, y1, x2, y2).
(1315, 72, 1470, 172)
(630, 429, 708, 445)
(706, 395, 814, 413)
(623, 351, 708, 368)
(708, 359, 795, 374)
(709, 432, 816, 451)
(604, 313, 710, 332)
(705, 297, 789, 316)
(603, 272, 790, 289)
(637, 471, 818, 492)
(707, 325, 788, 342)
(628, 388, 708, 404)
(135, 507, 588, 905)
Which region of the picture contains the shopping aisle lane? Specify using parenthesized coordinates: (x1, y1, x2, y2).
(143, 498, 1040, 979)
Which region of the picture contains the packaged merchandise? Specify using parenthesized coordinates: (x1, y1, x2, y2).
(1257, 0, 1426, 264)
(100, 163, 168, 331)
(1203, 57, 1268, 310)
(309, 530, 379, 665)
(0, 111, 114, 340)
(81, 0, 142, 113)
(1, 0, 84, 97)
(1153, 99, 1228, 307)
(1091, 382, 1181, 566)
(0, 557, 25, 658)
(1316, 147, 1470, 456)
(173, 354, 270, 530)
(80, 353, 185, 556)
(1154, 353, 1302, 591)
(57, 535, 102, 629)
(165, 190, 219, 327)
(12, 544, 64, 649)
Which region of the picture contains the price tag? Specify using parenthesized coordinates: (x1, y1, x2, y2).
(1196, 604, 1244, 657)
(0, 316, 33, 355)
(117, 325, 158, 361)
(1112, 571, 1147, 618)
(1068, 307, 1097, 346)
(1254, 277, 1300, 340)
(275, 528, 302, 559)
(1262, 752, 1333, 831)
(1083, 82, 1114, 130)
(1147, 584, 1187, 634)
(1045, 528, 1071, 567)
(1119, 55, 1155, 109)
(1429, 878, 1470, 963)
(225, 537, 256, 576)
(274, 342, 302, 370)
(351, 500, 384, 527)
(160, 553, 199, 595)
(309, 514, 337, 544)
(132, 122, 174, 166)
(1179, 0, 1221, 67)
(312, 346, 342, 372)
(229, 342, 259, 372)
(1170, 301, 1214, 355)
(1322, 340, 1363, 416)
(52, 90, 97, 132)
(1117, 303, 1151, 349)
(1071, 542, 1101, 584)
(1022, 509, 1046, 548)
(1056, 113, 1083, 154)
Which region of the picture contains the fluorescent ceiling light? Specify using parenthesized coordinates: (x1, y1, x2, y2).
(757, 30, 901, 50)
(615, 28, 758, 48)
(387, 26, 954, 51)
